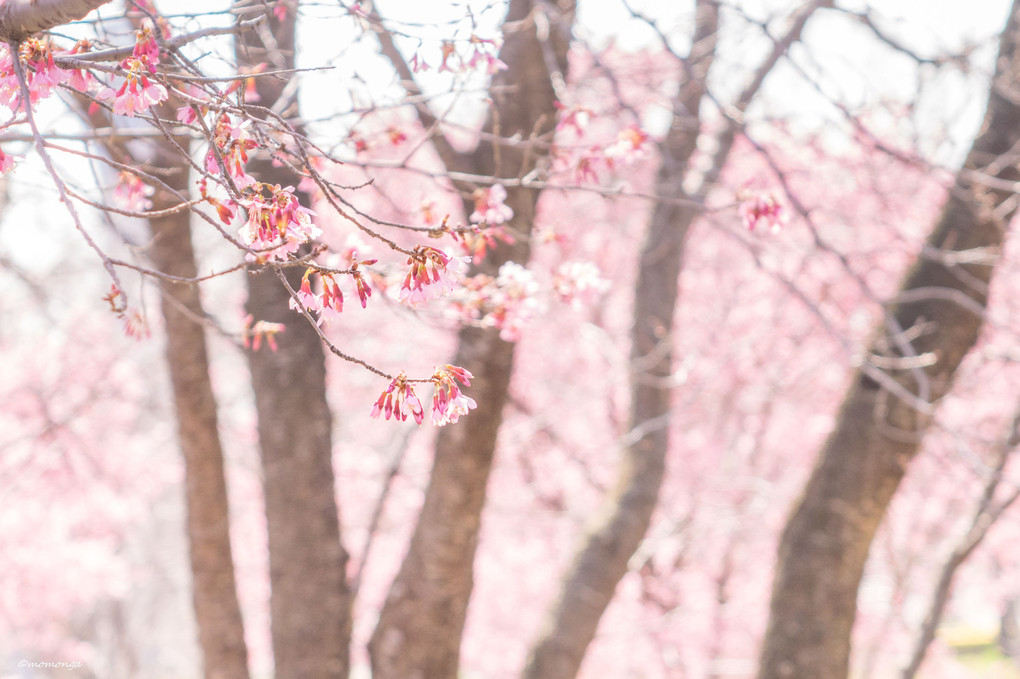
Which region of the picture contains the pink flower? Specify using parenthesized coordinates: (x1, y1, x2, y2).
(470, 184, 513, 225)
(100, 56, 167, 117)
(399, 245, 466, 307)
(289, 268, 322, 313)
(206, 114, 257, 186)
(237, 183, 321, 262)
(410, 52, 430, 73)
(0, 39, 68, 112)
(431, 364, 476, 426)
(0, 148, 16, 175)
(466, 35, 507, 75)
(243, 315, 285, 351)
(371, 373, 425, 424)
(739, 191, 788, 233)
(553, 261, 609, 308)
(112, 171, 154, 212)
(604, 125, 650, 165)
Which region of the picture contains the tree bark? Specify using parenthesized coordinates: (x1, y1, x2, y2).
(0, 0, 109, 42)
(758, 4, 1020, 677)
(76, 60, 252, 679)
(521, 2, 827, 676)
(234, 6, 352, 678)
(100, 88, 254, 679)
(368, 2, 575, 678)
(148, 170, 252, 679)
(522, 4, 717, 677)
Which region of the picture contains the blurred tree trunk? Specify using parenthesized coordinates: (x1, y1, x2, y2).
(522, 2, 825, 676)
(758, 3, 1020, 677)
(234, 5, 352, 678)
(148, 151, 251, 679)
(368, 1, 575, 677)
(71, 63, 252, 678)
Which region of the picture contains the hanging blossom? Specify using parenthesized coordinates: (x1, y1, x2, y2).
(555, 101, 593, 136)
(370, 373, 425, 424)
(398, 245, 467, 307)
(466, 35, 507, 75)
(206, 114, 258, 187)
(453, 261, 544, 342)
(237, 183, 321, 262)
(243, 315, 285, 352)
(739, 190, 788, 233)
(99, 21, 167, 116)
(67, 39, 98, 93)
(0, 38, 68, 113)
(470, 184, 513, 225)
(431, 364, 476, 426)
(604, 125, 650, 166)
(553, 260, 610, 308)
(451, 222, 514, 264)
(289, 268, 354, 325)
(112, 171, 154, 212)
(0, 148, 17, 176)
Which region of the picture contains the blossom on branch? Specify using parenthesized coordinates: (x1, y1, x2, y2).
(243, 315, 285, 352)
(112, 171, 154, 213)
(370, 373, 425, 424)
(469, 184, 513, 225)
(0, 39, 67, 112)
(399, 245, 466, 307)
(237, 183, 321, 262)
(430, 364, 476, 426)
(738, 190, 788, 233)
(0, 148, 16, 175)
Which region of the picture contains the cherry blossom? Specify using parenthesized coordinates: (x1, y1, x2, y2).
(399, 245, 467, 307)
(67, 40, 97, 93)
(243, 315, 285, 352)
(112, 171, 154, 213)
(0, 39, 68, 112)
(237, 183, 321, 262)
(739, 190, 789, 233)
(0, 148, 16, 175)
(370, 373, 425, 424)
(553, 261, 610, 308)
(470, 184, 513, 225)
(466, 36, 508, 75)
(206, 114, 258, 187)
(430, 364, 476, 426)
(604, 125, 650, 165)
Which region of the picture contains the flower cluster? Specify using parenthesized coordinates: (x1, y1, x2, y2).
(399, 245, 467, 307)
(453, 261, 544, 342)
(370, 366, 476, 426)
(370, 373, 425, 424)
(739, 191, 788, 233)
(0, 148, 16, 176)
(206, 114, 258, 187)
(99, 22, 167, 116)
(427, 35, 506, 75)
(430, 364, 476, 425)
(112, 171, 154, 212)
(604, 126, 650, 166)
(553, 261, 610, 308)
(0, 39, 68, 113)
(470, 184, 513, 225)
(243, 315, 285, 352)
(237, 183, 320, 261)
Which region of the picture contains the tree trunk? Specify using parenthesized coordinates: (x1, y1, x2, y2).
(148, 144, 250, 679)
(522, 1, 829, 675)
(234, 6, 352, 678)
(522, 4, 717, 677)
(368, 2, 575, 677)
(758, 4, 1020, 677)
